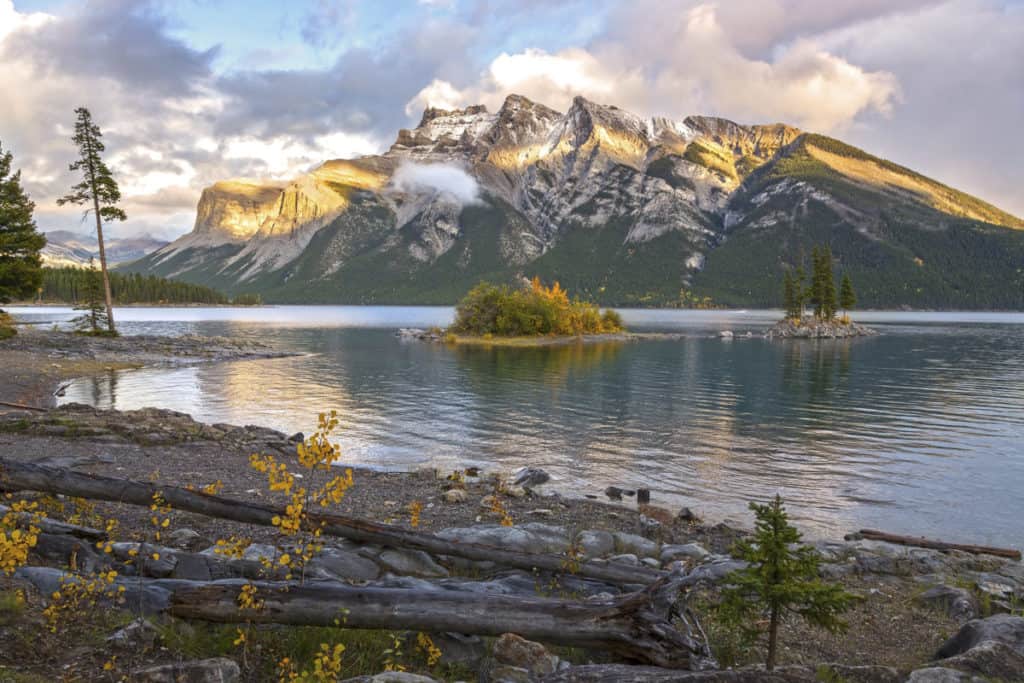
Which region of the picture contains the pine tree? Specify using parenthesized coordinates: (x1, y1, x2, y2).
(821, 246, 838, 320)
(717, 494, 855, 670)
(0, 141, 47, 311)
(809, 247, 824, 319)
(839, 274, 857, 317)
(72, 259, 109, 334)
(782, 270, 797, 320)
(57, 108, 125, 336)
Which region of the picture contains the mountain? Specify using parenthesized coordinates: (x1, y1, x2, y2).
(43, 231, 169, 268)
(124, 94, 1024, 309)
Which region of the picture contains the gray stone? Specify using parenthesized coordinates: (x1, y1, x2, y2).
(660, 543, 709, 565)
(609, 553, 639, 566)
(129, 657, 240, 682)
(107, 618, 160, 650)
(612, 531, 659, 558)
(172, 554, 213, 581)
(241, 543, 279, 564)
(489, 665, 532, 683)
(167, 528, 203, 550)
(378, 549, 449, 578)
(932, 640, 1024, 680)
(935, 614, 1024, 659)
(428, 632, 486, 666)
(513, 467, 551, 488)
(494, 632, 559, 675)
(574, 530, 615, 559)
(341, 672, 440, 683)
(906, 668, 980, 682)
(308, 547, 381, 581)
(916, 585, 980, 622)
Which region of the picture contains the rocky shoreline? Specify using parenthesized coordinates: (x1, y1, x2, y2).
(1, 328, 1022, 682)
(764, 318, 878, 339)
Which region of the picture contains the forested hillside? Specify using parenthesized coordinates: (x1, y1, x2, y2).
(38, 268, 251, 305)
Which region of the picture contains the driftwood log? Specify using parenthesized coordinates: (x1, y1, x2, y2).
(0, 504, 107, 541)
(853, 529, 1021, 561)
(170, 573, 715, 669)
(0, 458, 664, 585)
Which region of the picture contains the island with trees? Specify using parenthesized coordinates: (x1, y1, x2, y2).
(767, 246, 877, 338)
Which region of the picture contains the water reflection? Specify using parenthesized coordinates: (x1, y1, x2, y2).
(46, 310, 1024, 547)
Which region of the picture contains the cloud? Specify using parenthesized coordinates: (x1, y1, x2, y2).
(390, 162, 481, 206)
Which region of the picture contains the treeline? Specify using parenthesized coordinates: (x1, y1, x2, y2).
(39, 267, 260, 305)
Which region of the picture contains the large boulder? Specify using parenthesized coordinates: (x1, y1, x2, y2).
(377, 549, 448, 578)
(611, 532, 659, 559)
(129, 657, 240, 682)
(575, 530, 615, 559)
(931, 639, 1024, 680)
(935, 614, 1024, 659)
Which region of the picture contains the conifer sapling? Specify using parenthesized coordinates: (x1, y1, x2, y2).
(717, 494, 855, 670)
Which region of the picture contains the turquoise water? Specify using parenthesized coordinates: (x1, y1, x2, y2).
(12, 306, 1024, 547)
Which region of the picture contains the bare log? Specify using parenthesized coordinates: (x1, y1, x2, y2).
(0, 458, 664, 585)
(170, 573, 714, 669)
(853, 529, 1021, 561)
(0, 400, 45, 412)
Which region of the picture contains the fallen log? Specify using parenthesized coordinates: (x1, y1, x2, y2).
(0, 400, 45, 412)
(0, 504, 107, 541)
(852, 529, 1021, 561)
(0, 458, 665, 585)
(169, 572, 715, 669)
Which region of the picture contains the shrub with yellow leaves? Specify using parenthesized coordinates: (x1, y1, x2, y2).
(0, 498, 40, 575)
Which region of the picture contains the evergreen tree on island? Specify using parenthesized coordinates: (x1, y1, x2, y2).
(0, 141, 46, 338)
(718, 494, 855, 670)
(57, 108, 126, 336)
(839, 273, 857, 318)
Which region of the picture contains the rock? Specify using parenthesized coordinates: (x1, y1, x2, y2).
(638, 515, 661, 537)
(288, 431, 304, 443)
(604, 486, 635, 500)
(612, 531, 659, 558)
(378, 549, 448, 578)
(167, 528, 203, 551)
(172, 554, 213, 581)
(931, 640, 1024, 680)
(506, 485, 528, 498)
(660, 543, 710, 565)
(905, 669, 978, 682)
(241, 543, 279, 564)
(308, 547, 381, 581)
(530, 508, 554, 517)
(493, 633, 560, 676)
(765, 318, 878, 339)
(129, 657, 240, 682)
(342, 673, 439, 683)
(917, 585, 980, 622)
(488, 665, 533, 683)
(685, 556, 749, 583)
(935, 614, 1024, 659)
(609, 553, 640, 566)
(428, 632, 486, 666)
(575, 530, 615, 559)
(542, 663, 901, 682)
(442, 488, 468, 503)
(719, 330, 734, 339)
(636, 488, 650, 504)
(480, 494, 498, 509)
(513, 467, 551, 488)
(677, 507, 699, 522)
(107, 618, 160, 650)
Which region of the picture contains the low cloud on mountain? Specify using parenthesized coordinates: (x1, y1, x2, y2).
(390, 162, 481, 206)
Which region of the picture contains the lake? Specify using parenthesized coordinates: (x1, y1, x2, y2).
(11, 306, 1024, 548)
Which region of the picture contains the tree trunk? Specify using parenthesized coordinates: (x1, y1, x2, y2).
(169, 573, 713, 669)
(0, 458, 664, 586)
(766, 604, 779, 671)
(84, 131, 115, 334)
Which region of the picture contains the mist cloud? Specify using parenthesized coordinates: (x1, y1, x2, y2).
(390, 162, 481, 206)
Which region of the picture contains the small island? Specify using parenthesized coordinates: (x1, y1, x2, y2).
(766, 245, 877, 339)
(404, 278, 629, 347)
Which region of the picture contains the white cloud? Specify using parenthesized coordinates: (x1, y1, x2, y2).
(390, 162, 480, 205)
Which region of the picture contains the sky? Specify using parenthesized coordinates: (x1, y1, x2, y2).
(1, 0, 1021, 240)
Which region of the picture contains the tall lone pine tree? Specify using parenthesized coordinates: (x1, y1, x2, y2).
(57, 108, 126, 335)
(0, 140, 46, 337)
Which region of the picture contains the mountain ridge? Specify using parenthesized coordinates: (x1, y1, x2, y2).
(123, 93, 1024, 309)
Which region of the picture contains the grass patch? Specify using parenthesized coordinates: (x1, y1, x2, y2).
(0, 590, 26, 627)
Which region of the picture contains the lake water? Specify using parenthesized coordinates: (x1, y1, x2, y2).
(11, 306, 1024, 548)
